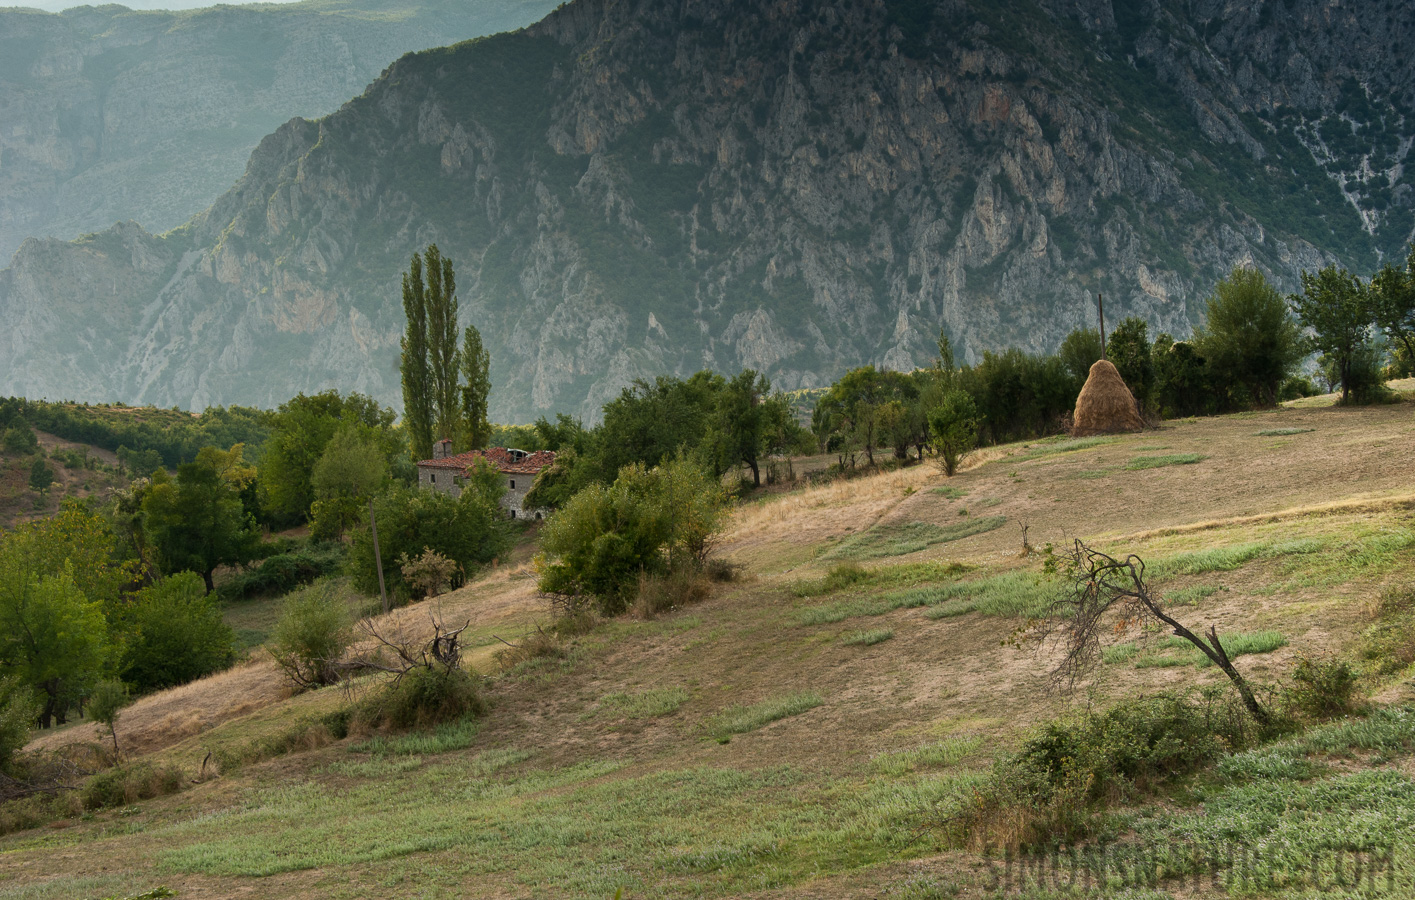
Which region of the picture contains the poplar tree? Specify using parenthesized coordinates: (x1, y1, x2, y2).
(400, 250, 434, 462)
(460, 323, 491, 450)
(424, 245, 462, 446)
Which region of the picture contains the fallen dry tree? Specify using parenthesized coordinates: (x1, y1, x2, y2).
(1036, 540, 1271, 727)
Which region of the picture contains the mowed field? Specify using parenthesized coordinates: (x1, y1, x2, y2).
(3, 397, 1415, 899)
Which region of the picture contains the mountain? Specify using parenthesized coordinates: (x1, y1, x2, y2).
(1, 0, 1411, 423)
(0, 0, 561, 259)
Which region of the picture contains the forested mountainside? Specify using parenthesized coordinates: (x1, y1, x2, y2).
(0, 0, 1410, 423)
(0, 0, 560, 259)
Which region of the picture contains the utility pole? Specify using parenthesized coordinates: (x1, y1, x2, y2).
(369, 498, 389, 614)
(1097, 292, 1107, 359)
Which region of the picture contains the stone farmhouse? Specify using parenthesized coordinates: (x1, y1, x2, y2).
(415, 439, 555, 520)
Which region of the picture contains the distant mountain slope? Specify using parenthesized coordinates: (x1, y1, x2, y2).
(0, 0, 1410, 422)
(0, 0, 560, 259)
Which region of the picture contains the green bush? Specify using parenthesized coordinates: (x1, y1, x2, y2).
(268, 581, 353, 689)
(1286, 656, 1363, 720)
(349, 484, 509, 603)
(216, 543, 347, 603)
(357, 665, 486, 731)
(538, 457, 727, 616)
(121, 573, 235, 693)
(633, 567, 710, 618)
(0, 676, 38, 775)
(1, 422, 38, 456)
(81, 763, 184, 811)
(953, 691, 1253, 847)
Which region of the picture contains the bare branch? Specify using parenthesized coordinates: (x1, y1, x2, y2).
(1038, 540, 1271, 726)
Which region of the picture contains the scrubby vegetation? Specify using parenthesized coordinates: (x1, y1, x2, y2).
(2, 245, 1414, 897)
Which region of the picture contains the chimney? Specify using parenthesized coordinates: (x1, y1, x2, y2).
(433, 438, 452, 460)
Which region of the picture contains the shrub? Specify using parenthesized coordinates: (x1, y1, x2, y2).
(357, 665, 486, 731)
(538, 457, 728, 616)
(1286, 656, 1363, 720)
(216, 543, 347, 603)
(928, 390, 979, 476)
(951, 691, 1253, 848)
(28, 457, 54, 492)
(81, 763, 184, 811)
(398, 548, 457, 600)
(121, 572, 235, 693)
(0, 676, 37, 775)
(349, 484, 508, 603)
(494, 625, 567, 672)
(1, 422, 38, 456)
(268, 581, 353, 689)
(88, 680, 129, 763)
(634, 567, 711, 618)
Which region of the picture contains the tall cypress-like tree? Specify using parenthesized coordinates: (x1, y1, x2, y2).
(424, 245, 461, 446)
(400, 251, 434, 462)
(460, 323, 491, 450)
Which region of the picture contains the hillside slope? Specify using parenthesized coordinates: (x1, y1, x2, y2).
(7, 398, 1415, 898)
(0, 0, 560, 259)
(0, 0, 1411, 420)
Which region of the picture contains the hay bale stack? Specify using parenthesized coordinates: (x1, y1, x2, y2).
(1072, 359, 1144, 436)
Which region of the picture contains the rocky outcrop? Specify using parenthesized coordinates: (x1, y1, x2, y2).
(0, 0, 1410, 423)
(0, 0, 560, 260)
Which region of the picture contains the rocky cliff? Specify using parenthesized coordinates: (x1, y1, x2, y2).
(0, 0, 560, 259)
(1, 0, 1411, 422)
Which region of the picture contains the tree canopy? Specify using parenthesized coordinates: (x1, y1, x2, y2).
(1194, 268, 1303, 409)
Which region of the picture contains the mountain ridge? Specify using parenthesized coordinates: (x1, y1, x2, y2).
(1, 0, 1411, 422)
(0, 0, 561, 259)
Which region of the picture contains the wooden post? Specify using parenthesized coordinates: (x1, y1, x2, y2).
(1097, 292, 1107, 360)
(369, 498, 389, 615)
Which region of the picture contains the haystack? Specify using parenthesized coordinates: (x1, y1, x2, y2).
(1072, 359, 1144, 436)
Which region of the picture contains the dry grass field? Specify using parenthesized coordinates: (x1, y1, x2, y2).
(3, 396, 1414, 899)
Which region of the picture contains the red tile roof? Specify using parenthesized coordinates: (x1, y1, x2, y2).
(416, 447, 556, 475)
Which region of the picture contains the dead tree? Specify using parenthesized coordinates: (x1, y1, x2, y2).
(346, 615, 469, 680)
(1039, 540, 1270, 727)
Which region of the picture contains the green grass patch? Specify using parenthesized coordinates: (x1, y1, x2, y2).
(791, 562, 871, 597)
(1013, 436, 1118, 462)
(822, 517, 1006, 560)
(839, 628, 894, 646)
(1147, 538, 1321, 579)
(1256, 427, 1315, 436)
(1127, 631, 1287, 668)
(931, 486, 967, 500)
(599, 687, 689, 719)
(1165, 584, 1221, 606)
(1290, 705, 1415, 756)
(1125, 453, 1207, 470)
(349, 718, 482, 756)
(870, 736, 982, 776)
(790, 560, 970, 599)
(908, 570, 1061, 619)
(1134, 769, 1415, 888)
(706, 692, 823, 741)
(1102, 642, 1142, 664)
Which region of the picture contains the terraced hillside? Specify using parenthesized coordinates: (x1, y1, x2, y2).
(4, 393, 1415, 898)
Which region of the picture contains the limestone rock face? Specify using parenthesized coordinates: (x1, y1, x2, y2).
(0, 0, 1411, 423)
(0, 0, 561, 260)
